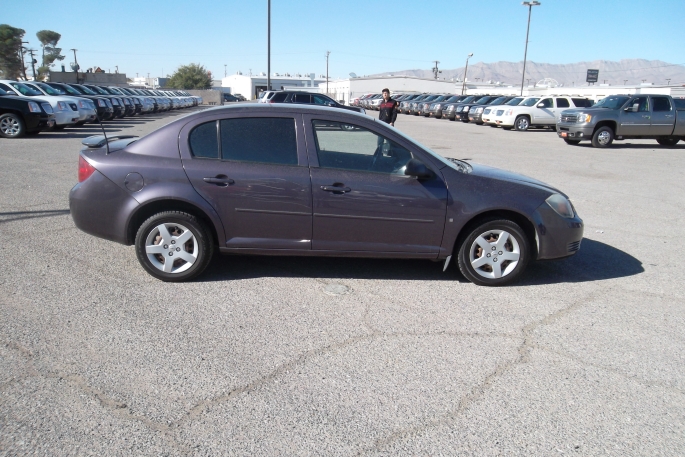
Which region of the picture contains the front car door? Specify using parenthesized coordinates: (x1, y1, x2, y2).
(532, 98, 555, 124)
(303, 113, 448, 255)
(650, 96, 676, 136)
(619, 96, 651, 136)
(178, 111, 313, 251)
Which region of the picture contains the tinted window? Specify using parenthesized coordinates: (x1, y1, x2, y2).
(538, 98, 553, 108)
(293, 93, 311, 103)
(571, 98, 592, 107)
(189, 121, 219, 158)
(652, 97, 671, 112)
(270, 93, 287, 102)
(556, 98, 570, 108)
(312, 120, 413, 174)
(220, 118, 297, 165)
(312, 95, 331, 105)
(629, 96, 649, 112)
(674, 99, 685, 109)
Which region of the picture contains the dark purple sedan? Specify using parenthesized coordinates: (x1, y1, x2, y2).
(70, 104, 583, 286)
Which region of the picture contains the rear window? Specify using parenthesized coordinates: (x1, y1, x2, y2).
(220, 118, 297, 165)
(674, 98, 685, 110)
(556, 98, 570, 108)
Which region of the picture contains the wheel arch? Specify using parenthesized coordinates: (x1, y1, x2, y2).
(593, 120, 616, 134)
(126, 199, 220, 247)
(453, 209, 539, 259)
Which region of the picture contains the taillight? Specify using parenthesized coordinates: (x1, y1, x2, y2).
(78, 155, 96, 182)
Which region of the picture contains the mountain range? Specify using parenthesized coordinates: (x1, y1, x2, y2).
(371, 59, 685, 87)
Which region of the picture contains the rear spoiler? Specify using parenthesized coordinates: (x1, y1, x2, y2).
(82, 135, 138, 148)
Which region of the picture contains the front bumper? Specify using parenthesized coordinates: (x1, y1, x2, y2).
(533, 202, 584, 260)
(53, 110, 80, 126)
(556, 123, 595, 140)
(77, 108, 97, 123)
(25, 112, 54, 132)
(469, 112, 484, 123)
(495, 115, 516, 127)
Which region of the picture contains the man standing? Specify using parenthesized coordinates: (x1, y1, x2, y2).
(378, 88, 397, 127)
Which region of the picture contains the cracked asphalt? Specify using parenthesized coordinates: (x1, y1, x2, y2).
(1, 105, 684, 456)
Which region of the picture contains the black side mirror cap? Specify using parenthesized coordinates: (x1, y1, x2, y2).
(404, 158, 434, 180)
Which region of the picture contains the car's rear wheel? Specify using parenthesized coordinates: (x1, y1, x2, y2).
(135, 211, 214, 282)
(457, 219, 530, 286)
(564, 139, 581, 145)
(0, 113, 25, 138)
(514, 116, 530, 131)
(591, 126, 614, 148)
(656, 137, 680, 146)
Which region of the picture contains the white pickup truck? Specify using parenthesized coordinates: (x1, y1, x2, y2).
(556, 94, 685, 147)
(494, 96, 593, 131)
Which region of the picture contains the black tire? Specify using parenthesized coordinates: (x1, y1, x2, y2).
(53, 125, 66, 130)
(591, 126, 614, 148)
(457, 219, 530, 287)
(656, 137, 680, 147)
(502, 126, 513, 131)
(514, 115, 530, 131)
(461, 119, 469, 123)
(0, 113, 26, 138)
(564, 139, 581, 145)
(75, 121, 86, 126)
(135, 211, 214, 282)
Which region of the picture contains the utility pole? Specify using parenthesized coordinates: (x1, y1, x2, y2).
(224, 64, 227, 77)
(666, 78, 671, 85)
(27, 49, 38, 80)
(326, 51, 330, 95)
(432, 60, 440, 79)
(267, 0, 271, 91)
(461, 53, 473, 95)
(520, 1, 540, 96)
(624, 79, 628, 85)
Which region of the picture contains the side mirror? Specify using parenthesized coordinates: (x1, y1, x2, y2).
(537, 103, 545, 108)
(404, 158, 434, 180)
(327, 102, 335, 107)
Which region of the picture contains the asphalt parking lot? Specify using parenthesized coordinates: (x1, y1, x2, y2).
(1, 106, 684, 456)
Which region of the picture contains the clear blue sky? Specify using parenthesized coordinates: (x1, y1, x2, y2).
(6, 0, 684, 79)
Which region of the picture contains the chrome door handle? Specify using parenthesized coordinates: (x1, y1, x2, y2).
(642, 115, 650, 119)
(665, 115, 674, 118)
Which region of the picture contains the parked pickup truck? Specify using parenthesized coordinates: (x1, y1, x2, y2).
(557, 94, 685, 147)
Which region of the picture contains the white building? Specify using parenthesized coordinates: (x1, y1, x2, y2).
(325, 76, 457, 104)
(221, 72, 326, 100)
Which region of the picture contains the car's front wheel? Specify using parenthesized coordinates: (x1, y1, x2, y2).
(591, 126, 614, 148)
(514, 116, 530, 131)
(135, 211, 214, 282)
(457, 219, 530, 286)
(564, 139, 581, 145)
(0, 113, 25, 138)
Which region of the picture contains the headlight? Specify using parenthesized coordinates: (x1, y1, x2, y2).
(505, 109, 513, 116)
(97, 99, 106, 107)
(57, 101, 69, 111)
(78, 100, 89, 109)
(476, 107, 484, 113)
(546, 193, 575, 218)
(577, 113, 592, 123)
(40, 103, 53, 114)
(463, 106, 470, 112)
(28, 101, 41, 113)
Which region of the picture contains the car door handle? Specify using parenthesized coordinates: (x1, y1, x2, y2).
(642, 115, 651, 119)
(204, 176, 234, 186)
(665, 115, 674, 118)
(321, 185, 351, 193)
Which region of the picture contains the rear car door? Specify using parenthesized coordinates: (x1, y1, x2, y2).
(303, 113, 448, 254)
(178, 112, 313, 250)
(650, 96, 675, 136)
(554, 98, 571, 123)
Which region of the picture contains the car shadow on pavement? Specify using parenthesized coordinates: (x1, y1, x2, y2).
(575, 143, 685, 149)
(199, 238, 642, 285)
(516, 238, 643, 286)
(0, 209, 71, 224)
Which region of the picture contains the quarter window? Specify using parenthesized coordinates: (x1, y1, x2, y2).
(312, 120, 413, 174)
(189, 121, 219, 159)
(293, 93, 311, 103)
(220, 118, 297, 165)
(652, 97, 672, 112)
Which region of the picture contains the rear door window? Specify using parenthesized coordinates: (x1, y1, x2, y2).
(571, 98, 592, 107)
(555, 98, 570, 108)
(220, 118, 298, 165)
(270, 93, 287, 102)
(293, 93, 312, 104)
(652, 97, 672, 112)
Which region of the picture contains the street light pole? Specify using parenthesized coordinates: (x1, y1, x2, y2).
(461, 53, 473, 95)
(520, 1, 540, 96)
(326, 51, 330, 95)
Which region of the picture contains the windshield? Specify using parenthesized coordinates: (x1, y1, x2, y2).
(444, 96, 460, 103)
(459, 96, 476, 103)
(488, 97, 507, 105)
(76, 85, 103, 95)
(9, 82, 43, 96)
(34, 82, 64, 95)
(474, 96, 491, 104)
(505, 97, 524, 106)
(520, 97, 541, 107)
(593, 96, 630, 109)
(108, 87, 124, 95)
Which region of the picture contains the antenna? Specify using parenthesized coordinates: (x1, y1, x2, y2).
(96, 111, 111, 155)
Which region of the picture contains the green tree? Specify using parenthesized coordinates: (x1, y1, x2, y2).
(167, 63, 212, 90)
(0, 24, 25, 80)
(36, 29, 64, 80)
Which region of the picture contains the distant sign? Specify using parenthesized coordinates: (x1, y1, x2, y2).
(586, 69, 599, 83)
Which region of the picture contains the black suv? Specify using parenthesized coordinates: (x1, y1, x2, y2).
(0, 87, 55, 138)
(267, 91, 365, 113)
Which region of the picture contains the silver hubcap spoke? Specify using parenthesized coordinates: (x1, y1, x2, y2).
(598, 131, 610, 144)
(144, 222, 198, 274)
(1, 118, 19, 135)
(469, 229, 521, 280)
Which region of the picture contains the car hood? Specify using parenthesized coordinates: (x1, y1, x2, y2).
(560, 107, 615, 115)
(468, 162, 562, 195)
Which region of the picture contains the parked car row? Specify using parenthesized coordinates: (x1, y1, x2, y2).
(0, 79, 202, 138)
(259, 91, 365, 114)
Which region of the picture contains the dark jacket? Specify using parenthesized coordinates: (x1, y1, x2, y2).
(378, 98, 398, 124)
